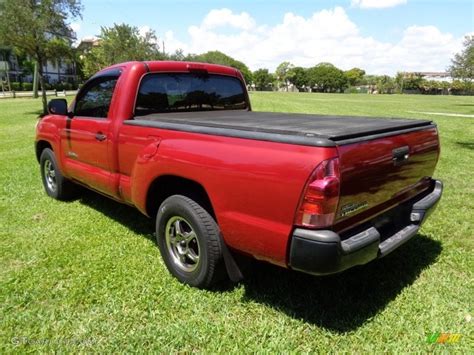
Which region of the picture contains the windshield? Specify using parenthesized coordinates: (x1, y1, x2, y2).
(135, 73, 248, 116)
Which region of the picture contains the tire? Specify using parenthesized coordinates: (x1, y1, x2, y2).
(40, 148, 77, 200)
(156, 195, 225, 288)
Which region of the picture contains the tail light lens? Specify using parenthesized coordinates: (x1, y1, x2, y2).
(294, 158, 340, 228)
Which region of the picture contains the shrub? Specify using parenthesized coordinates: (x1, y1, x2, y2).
(344, 87, 363, 94)
(22, 83, 33, 91)
(10, 82, 22, 91)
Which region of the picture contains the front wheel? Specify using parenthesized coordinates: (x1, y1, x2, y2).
(40, 148, 77, 200)
(156, 195, 225, 288)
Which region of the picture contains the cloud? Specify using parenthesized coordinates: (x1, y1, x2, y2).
(70, 22, 81, 32)
(163, 7, 465, 74)
(164, 30, 188, 53)
(351, 0, 407, 9)
(138, 25, 152, 38)
(201, 8, 256, 30)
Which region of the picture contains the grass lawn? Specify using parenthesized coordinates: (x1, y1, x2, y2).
(0, 93, 473, 352)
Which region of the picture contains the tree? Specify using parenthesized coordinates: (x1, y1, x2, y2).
(0, 46, 11, 60)
(449, 35, 473, 86)
(307, 63, 348, 92)
(402, 72, 424, 91)
(275, 61, 294, 91)
(450, 79, 473, 94)
(394, 72, 404, 93)
(363, 74, 378, 86)
(186, 50, 253, 84)
(252, 68, 273, 90)
(81, 23, 164, 78)
(15, 54, 36, 82)
(168, 48, 185, 61)
(288, 66, 308, 90)
(0, 0, 81, 113)
(376, 75, 395, 94)
(345, 67, 366, 86)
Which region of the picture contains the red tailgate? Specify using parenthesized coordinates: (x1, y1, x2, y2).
(334, 127, 440, 232)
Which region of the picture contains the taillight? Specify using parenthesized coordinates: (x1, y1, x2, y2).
(294, 158, 340, 228)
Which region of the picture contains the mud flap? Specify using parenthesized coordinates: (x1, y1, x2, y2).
(220, 235, 244, 283)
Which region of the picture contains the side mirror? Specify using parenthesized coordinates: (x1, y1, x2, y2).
(48, 99, 68, 116)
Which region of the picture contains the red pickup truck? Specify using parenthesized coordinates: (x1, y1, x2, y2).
(35, 61, 442, 288)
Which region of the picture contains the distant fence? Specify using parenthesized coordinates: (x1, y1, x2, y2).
(0, 90, 78, 99)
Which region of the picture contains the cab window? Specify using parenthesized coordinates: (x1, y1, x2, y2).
(74, 76, 118, 118)
(135, 73, 248, 116)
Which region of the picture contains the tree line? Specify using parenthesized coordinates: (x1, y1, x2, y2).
(0, 1, 472, 114)
(252, 53, 473, 95)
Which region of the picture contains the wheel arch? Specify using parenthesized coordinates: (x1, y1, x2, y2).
(35, 140, 53, 162)
(145, 175, 216, 220)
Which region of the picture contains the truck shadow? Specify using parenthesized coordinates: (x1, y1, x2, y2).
(26, 110, 44, 117)
(76, 189, 442, 333)
(78, 189, 155, 240)
(240, 235, 442, 333)
(456, 141, 474, 150)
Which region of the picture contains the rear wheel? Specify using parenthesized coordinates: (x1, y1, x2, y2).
(40, 148, 77, 200)
(156, 195, 225, 288)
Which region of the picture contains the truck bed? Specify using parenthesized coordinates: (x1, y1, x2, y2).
(128, 111, 435, 147)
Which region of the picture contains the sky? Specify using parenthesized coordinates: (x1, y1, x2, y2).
(71, 0, 474, 75)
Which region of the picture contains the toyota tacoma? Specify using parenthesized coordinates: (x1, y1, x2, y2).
(35, 61, 443, 288)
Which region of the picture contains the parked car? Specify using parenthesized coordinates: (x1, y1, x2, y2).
(35, 61, 442, 288)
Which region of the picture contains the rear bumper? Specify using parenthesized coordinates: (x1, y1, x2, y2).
(289, 179, 443, 275)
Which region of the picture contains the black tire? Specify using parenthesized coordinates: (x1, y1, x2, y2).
(40, 148, 77, 200)
(156, 195, 225, 288)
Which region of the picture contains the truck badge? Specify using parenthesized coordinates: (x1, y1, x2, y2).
(340, 201, 369, 217)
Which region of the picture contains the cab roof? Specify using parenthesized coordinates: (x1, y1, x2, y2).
(95, 60, 242, 79)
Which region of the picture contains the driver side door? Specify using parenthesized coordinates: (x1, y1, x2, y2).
(61, 73, 119, 196)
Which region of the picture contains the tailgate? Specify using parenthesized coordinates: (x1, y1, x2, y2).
(334, 125, 439, 229)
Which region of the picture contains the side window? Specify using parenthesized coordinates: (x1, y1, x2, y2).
(74, 77, 118, 118)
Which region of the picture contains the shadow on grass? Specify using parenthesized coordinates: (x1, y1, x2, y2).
(26, 110, 44, 117)
(78, 189, 155, 241)
(240, 235, 441, 332)
(456, 141, 474, 150)
(75, 189, 442, 333)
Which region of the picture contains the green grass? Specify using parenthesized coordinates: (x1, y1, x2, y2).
(1, 93, 473, 352)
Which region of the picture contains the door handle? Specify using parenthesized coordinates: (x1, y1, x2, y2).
(95, 132, 107, 142)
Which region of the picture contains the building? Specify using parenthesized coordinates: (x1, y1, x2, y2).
(420, 72, 452, 82)
(76, 36, 100, 55)
(0, 48, 78, 85)
(0, 36, 103, 88)
(403, 71, 452, 82)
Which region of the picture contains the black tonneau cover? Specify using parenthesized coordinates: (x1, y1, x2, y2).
(126, 111, 435, 147)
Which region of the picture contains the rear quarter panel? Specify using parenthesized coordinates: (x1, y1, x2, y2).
(119, 126, 337, 266)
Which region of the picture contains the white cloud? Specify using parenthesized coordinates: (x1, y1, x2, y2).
(70, 22, 81, 32)
(351, 0, 407, 9)
(138, 25, 152, 38)
(164, 30, 188, 53)
(163, 7, 465, 75)
(201, 8, 256, 30)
